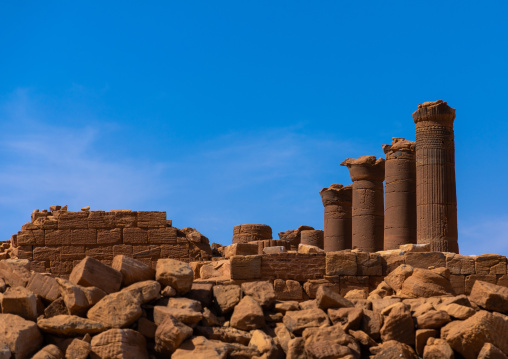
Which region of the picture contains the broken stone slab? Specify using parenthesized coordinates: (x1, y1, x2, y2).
(31, 344, 63, 359)
(423, 338, 454, 359)
(380, 302, 414, 346)
(65, 338, 91, 359)
(478, 343, 508, 359)
(37, 315, 107, 336)
(172, 336, 234, 358)
(27, 272, 60, 303)
(297, 243, 325, 254)
(0, 313, 43, 359)
(154, 315, 193, 356)
(153, 306, 203, 327)
(274, 279, 304, 301)
(263, 246, 287, 254)
(230, 296, 265, 331)
(400, 268, 454, 297)
(155, 259, 194, 295)
(87, 290, 143, 328)
(0, 259, 31, 287)
(167, 297, 202, 312)
(282, 308, 330, 335)
(111, 255, 155, 286)
(302, 325, 361, 359)
(224, 243, 259, 258)
(470, 280, 508, 313)
(213, 284, 242, 314)
(56, 278, 106, 316)
(69, 257, 123, 294)
(120, 280, 161, 304)
(316, 285, 353, 310)
(241, 281, 275, 309)
(90, 328, 148, 359)
(194, 326, 251, 345)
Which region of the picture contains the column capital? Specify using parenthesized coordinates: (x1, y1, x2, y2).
(383, 138, 415, 160)
(412, 100, 455, 125)
(340, 156, 385, 182)
(319, 184, 352, 206)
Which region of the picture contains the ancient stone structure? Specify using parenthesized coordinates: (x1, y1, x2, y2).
(300, 230, 324, 249)
(382, 138, 417, 250)
(319, 184, 352, 252)
(341, 156, 385, 252)
(11, 208, 211, 277)
(413, 100, 458, 253)
(232, 224, 272, 244)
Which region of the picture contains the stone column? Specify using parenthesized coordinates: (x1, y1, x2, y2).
(382, 138, 417, 250)
(232, 224, 272, 244)
(300, 230, 324, 249)
(413, 100, 458, 253)
(341, 156, 385, 252)
(319, 184, 352, 251)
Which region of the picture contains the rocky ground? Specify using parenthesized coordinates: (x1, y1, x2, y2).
(0, 255, 508, 358)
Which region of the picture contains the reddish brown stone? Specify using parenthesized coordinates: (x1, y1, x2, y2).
(320, 184, 353, 252)
(70, 229, 97, 245)
(123, 228, 148, 244)
(148, 228, 178, 244)
(56, 211, 89, 230)
(341, 156, 385, 252)
(300, 230, 324, 249)
(17, 230, 45, 246)
(87, 211, 115, 229)
(137, 211, 166, 228)
(383, 138, 416, 250)
(232, 224, 272, 245)
(61, 246, 85, 261)
(413, 100, 458, 253)
(45, 230, 71, 246)
(97, 228, 122, 245)
(278, 225, 314, 250)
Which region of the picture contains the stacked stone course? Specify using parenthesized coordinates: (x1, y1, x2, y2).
(11, 208, 211, 277)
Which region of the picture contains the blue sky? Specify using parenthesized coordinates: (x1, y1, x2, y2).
(1, 2, 507, 255)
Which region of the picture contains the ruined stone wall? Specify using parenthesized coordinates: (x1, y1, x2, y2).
(11, 209, 211, 277)
(220, 251, 508, 297)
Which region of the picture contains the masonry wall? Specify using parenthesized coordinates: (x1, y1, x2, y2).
(225, 251, 508, 296)
(11, 209, 211, 277)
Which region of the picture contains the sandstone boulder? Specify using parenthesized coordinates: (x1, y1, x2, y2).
(470, 280, 508, 313)
(478, 343, 508, 359)
(167, 297, 202, 312)
(153, 306, 203, 326)
(156, 259, 194, 295)
(224, 243, 258, 258)
(0, 286, 38, 321)
(111, 255, 155, 286)
(361, 309, 383, 340)
(0, 314, 43, 359)
(249, 329, 280, 358)
(400, 268, 454, 297)
(287, 337, 306, 359)
(274, 279, 304, 301)
(172, 336, 231, 359)
(0, 259, 31, 287)
(437, 303, 475, 320)
(415, 329, 438, 356)
(37, 315, 106, 336)
(32, 344, 63, 359)
(69, 256, 123, 294)
(27, 272, 60, 303)
(188, 282, 214, 307)
(384, 264, 413, 291)
(380, 302, 414, 346)
(65, 338, 91, 359)
(56, 278, 106, 316)
(423, 338, 454, 359)
(241, 281, 275, 309)
(316, 285, 353, 310)
(328, 307, 363, 330)
(120, 280, 161, 304)
(275, 300, 300, 313)
(213, 284, 242, 314)
(302, 325, 361, 359)
(90, 328, 148, 359)
(372, 340, 418, 359)
(194, 326, 251, 345)
(416, 310, 452, 329)
(87, 290, 143, 328)
(441, 310, 508, 359)
(283, 308, 329, 335)
(154, 315, 193, 355)
(230, 295, 265, 331)
(44, 298, 70, 318)
(298, 243, 324, 254)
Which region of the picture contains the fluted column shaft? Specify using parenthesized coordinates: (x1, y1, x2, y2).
(413, 100, 458, 253)
(383, 138, 417, 250)
(319, 184, 352, 252)
(341, 156, 385, 252)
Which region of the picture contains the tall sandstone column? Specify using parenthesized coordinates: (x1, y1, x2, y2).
(413, 100, 458, 253)
(341, 156, 385, 252)
(319, 184, 352, 252)
(382, 138, 417, 250)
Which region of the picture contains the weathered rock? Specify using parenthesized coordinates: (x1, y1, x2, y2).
(328, 307, 363, 330)
(201, 307, 224, 327)
(120, 280, 161, 304)
(154, 315, 193, 355)
(195, 326, 251, 345)
(400, 268, 454, 297)
(156, 259, 194, 295)
(287, 337, 306, 359)
(111, 255, 155, 286)
(172, 336, 231, 359)
(415, 329, 438, 356)
(167, 297, 202, 311)
(213, 284, 242, 314)
(0, 342, 10, 359)
(349, 329, 377, 348)
(137, 317, 156, 339)
(0, 314, 43, 359)
(316, 285, 353, 310)
(249, 329, 280, 359)
(372, 340, 418, 359)
(302, 325, 361, 359)
(275, 301, 300, 313)
(274, 279, 304, 301)
(437, 303, 475, 320)
(469, 280, 508, 313)
(423, 338, 454, 359)
(416, 310, 451, 329)
(56, 278, 106, 316)
(478, 343, 508, 359)
(87, 290, 142, 328)
(441, 310, 508, 359)
(153, 306, 203, 326)
(44, 298, 70, 318)
(188, 282, 213, 307)
(326, 251, 357, 276)
(297, 243, 324, 254)
(230, 295, 265, 331)
(371, 297, 401, 313)
(224, 243, 259, 258)
(361, 309, 383, 340)
(384, 264, 413, 292)
(69, 256, 123, 294)
(0, 286, 38, 321)
(32, 344, 63, 359)
(275, 323, 293, 353)
(241, 281, 276, 309)
(380, 302, 414, 346)
(65, 338, 91, 359)
(283, 308, 329, 335)
(27, 272, 60, 303)
(161, 285, 177, 297)
(0, 259, 31, 287)
(90, 328, 148, 359)
(37, 315, 106, 335)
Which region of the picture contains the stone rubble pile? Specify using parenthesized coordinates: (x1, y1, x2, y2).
(1, 254, 508, 358)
